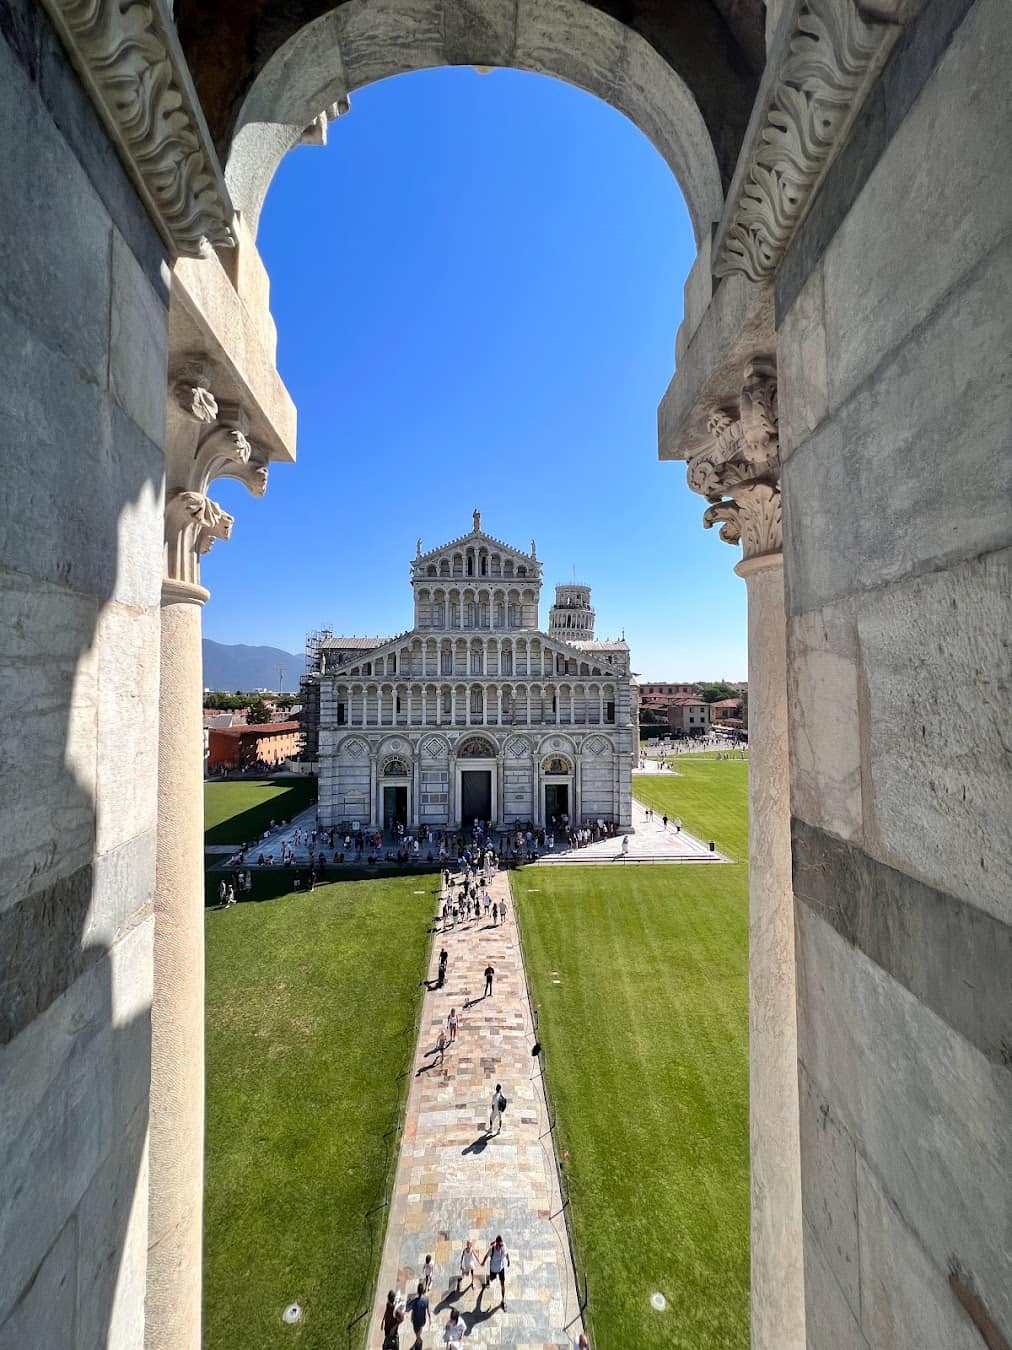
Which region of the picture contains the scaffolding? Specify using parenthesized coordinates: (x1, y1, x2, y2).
(298, 626, 332, 764)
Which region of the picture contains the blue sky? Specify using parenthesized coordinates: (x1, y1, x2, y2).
(202, 66, 747, 680)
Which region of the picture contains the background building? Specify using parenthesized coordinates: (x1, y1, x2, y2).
(317, 515, 635, 830)
(207, 721, 303, 771)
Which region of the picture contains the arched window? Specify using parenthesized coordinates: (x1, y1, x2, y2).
(382, 757, 410, 777)
(470, 688, 483, 716)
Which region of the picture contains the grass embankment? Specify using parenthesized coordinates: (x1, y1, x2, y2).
(512, 756, 749, 1349)
(203, 876, 436, 1350)
(204, 777, 318, 846)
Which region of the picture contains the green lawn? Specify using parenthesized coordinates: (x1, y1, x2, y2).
(204, 777, 318, 846)
(512, 758, 750, 1348)
(633, 755, 749, 859)
(203, 876, 436, 1350)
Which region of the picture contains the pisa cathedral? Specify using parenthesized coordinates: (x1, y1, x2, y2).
(318, 513, 635, 832)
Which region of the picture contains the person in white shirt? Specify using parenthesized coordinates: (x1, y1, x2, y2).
(481, 1235, 511, 1311)
(442, 1309, 464, 1344)
(421, 1254, 435, 1292)
(458, 1239, 476, 1292)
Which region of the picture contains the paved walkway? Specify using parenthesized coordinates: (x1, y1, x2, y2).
(371, 870, 582, 1349)
(536, 800, 729, 865)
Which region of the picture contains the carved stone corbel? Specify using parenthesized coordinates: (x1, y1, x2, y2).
(688, 357, 782, 561)
(163, 367, 269, 589)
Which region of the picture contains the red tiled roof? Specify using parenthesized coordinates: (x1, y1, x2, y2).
(210, 721, 301, 739)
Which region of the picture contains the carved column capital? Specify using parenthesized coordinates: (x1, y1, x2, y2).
(163, 369, 270, 587)
(686, 356, 782, 561)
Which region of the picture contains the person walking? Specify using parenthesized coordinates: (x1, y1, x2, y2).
(481, 1234, 511, 1311)
(483, 963, 495, 998)
(435, 1029, 447, 1066)
(442, 1309, 464, 1345)
(447, 1008, 458, 1042)
(488, 1083, 506, 1135)
(458, 1239, 476, 1292)
(491, 901, 498, 926)
(407, 1280, 430, 1348)
(421, 1254, 435, 1292)
(499, 896, 508, 923)
(438, 948, 448, 988)
(380, 1290, 405, 1349)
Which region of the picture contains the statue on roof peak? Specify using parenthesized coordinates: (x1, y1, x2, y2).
(472, 508, 481, 532)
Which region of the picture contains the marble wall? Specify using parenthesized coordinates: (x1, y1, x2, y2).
(778, 2, 1012, 1345)
(0, 0, 168, 1341)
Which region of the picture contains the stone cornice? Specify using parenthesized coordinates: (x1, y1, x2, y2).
(37, 0, 234, 257)
(713, 0, 901, 282)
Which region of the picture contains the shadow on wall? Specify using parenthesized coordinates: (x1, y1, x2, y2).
(0, 0, 169, 1339)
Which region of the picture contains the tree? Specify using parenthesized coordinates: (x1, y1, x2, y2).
(246, 698, 273, 725)
(696, 681, 739, 704)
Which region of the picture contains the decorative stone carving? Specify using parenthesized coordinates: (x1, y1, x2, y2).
(174, 378, 218, 424)
(715, 0, 898, 281)
(36, 0, 234, 258)
(166, 491, 234, 556)
(164, 369, 270, 587)
(687, 357, 782, 560)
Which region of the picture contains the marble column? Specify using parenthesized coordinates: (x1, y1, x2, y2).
(149, 372, 270, 1350)
(688, 357, 805, 1350)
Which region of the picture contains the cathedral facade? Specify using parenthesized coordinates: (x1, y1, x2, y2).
(317, 514, 634, 832)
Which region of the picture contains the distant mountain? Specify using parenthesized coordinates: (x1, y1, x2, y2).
(202, 639, 304, 693)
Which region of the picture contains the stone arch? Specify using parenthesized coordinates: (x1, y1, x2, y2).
(457, 734, 496, 758)
(223, 0, 723, 241)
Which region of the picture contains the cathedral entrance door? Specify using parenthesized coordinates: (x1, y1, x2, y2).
(544, 783, 569, 826)
(461, 770, 492, 827)
(383, 785, 408, 831)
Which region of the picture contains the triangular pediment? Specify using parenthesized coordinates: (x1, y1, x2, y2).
(412, 528, 540, 579)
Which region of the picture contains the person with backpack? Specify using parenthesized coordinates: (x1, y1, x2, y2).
(489, 1083, 506, 1135)
(379, 1289, 405, 1349)
(481, 1234, 511, 1311)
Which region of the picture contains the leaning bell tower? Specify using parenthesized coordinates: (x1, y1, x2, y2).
(548, 583, 596, 642)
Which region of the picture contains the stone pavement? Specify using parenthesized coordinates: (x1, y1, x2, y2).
(370, 869, 583, 1349)
(536, 799, 730, 865)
